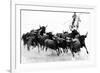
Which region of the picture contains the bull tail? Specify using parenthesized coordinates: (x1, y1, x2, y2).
(84, 44, 89, 54)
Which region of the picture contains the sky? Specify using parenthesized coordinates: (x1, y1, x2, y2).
(21, 10, 90, 35)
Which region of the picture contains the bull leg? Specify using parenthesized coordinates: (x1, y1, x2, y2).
(66, 49, 68, 53)
(42, 45, 44, 51)
(66, 46, 69, 53)
(58, 48, 61, 56)
(72, 52, 75, 57)
(45, 47, 48, 52)
(27, 43, 30, 51)
(63, 48, 65, 53)
(24, 45, 26, 49)
(59, 48, 62, 54)
(37, 44, 40, 53)
(27, 45, 30, 51)
(84, 44, 89, 54)
(78, 52, 80, 56)
(70, 47, 75, 57)
(42, 46, 44, 50)
(42, 46, 45, 52)
(27, 38, 33, 51)
(38, 48, 40, 53)
(64, 48, 68, 53)
(57, 51, 60, 56)
(57, 53, 59, 56)
(37, 44, 39, 49)
(56, 49, 60, 56)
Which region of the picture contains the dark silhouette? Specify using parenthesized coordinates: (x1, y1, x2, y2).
(21, 23, 88, 57)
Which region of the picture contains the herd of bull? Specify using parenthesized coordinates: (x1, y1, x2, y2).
(21, 25, 89, 57)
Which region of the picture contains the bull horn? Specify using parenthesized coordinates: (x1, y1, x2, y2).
(62, 30, 64, 33)
(39, 25, 41, 27)
(86, 32, 88, 37)
(46, 25, 48, 27)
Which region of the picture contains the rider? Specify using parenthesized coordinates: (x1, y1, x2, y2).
(72, 12, 77, 26)
(69, 12, 77, 31)
(70, 12, 80, 39)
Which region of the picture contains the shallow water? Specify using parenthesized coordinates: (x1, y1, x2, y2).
(21, 44, 88, 64)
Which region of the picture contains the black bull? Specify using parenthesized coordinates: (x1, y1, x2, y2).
(21, 27, 88, 57)
(69, 33, 89, 57)
(44, 37, 69, 56)
(44, 39, 61, 56)
(21, 25, 47, 50)
(44, 33, 88, 57)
